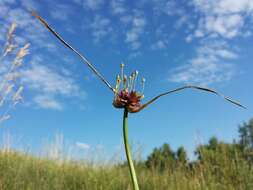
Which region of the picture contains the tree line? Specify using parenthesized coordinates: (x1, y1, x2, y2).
(131, 118, 253, 172)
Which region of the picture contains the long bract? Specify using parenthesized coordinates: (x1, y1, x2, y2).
(31, 11, 115, 92)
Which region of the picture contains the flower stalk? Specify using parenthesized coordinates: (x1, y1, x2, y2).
(123, 108, 139, 190)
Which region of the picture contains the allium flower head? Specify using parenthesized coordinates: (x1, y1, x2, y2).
(113, 64, 145, 113)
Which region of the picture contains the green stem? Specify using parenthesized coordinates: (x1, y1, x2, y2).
(123, 108, 140, 190)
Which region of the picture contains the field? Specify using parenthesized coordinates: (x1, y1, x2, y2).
(0, 147, 252, 190)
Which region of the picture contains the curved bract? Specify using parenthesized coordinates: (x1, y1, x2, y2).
(31, 11, 115, 92)
(132, 85, 246, 113)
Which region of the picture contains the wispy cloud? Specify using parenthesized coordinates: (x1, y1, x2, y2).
(168, 41, 237, 86)
(111, 0, 126, 15)
(125, 15, 146, 50)
(191, 0, 253, 39)
(76, 142, 90, 150)
(20, 0, 39, 10)
(77, 0, 104, 10)
(151, 40, 167, 50)
(21, 58, 85, 110)
(170, 0, 253, 85)
(90, 15, 112, 43)
(0, 0, 16, 6)
(49, 4, 74, 21)
(33, 95, 63, 111)
(22, 63, 81, 97)
(150, 0, 193, 51)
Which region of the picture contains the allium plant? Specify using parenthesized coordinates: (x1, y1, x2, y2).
(32, 12, 245, 190)
(0, 23, 30, 125)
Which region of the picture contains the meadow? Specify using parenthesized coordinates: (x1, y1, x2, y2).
(0, 138, 252, 190)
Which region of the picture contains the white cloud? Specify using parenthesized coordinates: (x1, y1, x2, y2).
(194, 0, 253, 15)
(197, 43, 238, 60)
(151, 40, 166, 50)
(20, 0, 39, 9)
(153, 0, 183, 16)
(168, 41, 237, 85)
(20, 58, 85, 110)
(169, 57, 235, 86)
(0, 0, 16, 6)
(50, 4, 73, 21)
(125, 16, 146, 50)
(174, 14, 189, 29)
(76, 142, 90, 150)
(90, 15, 112, 43)
(82, 0, 104, 10)
(172, 0, 253, 85)
(22, 63, 81, 97)
(1, 6, 53, 49)
(192, 0, 253, 39)
(120, 15, 132, 24)
(34, 95, 63, 111)
(111, 0, 126, 15)
(204, 15, 244, 38)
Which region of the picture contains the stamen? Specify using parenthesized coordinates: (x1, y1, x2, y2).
(130, 72, 135, 92)
(141, 77, 145, 94)
(115, 74, 121, 94)
(120, 63, 124, 78)
(123, 75, 127, 90)
(133, 70, 138, 91)
(128, 76, 133, 90)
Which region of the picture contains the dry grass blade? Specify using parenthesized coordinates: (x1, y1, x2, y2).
(3, 23, 17, 57)
(31, 11, 115, 92)
(7, 23, 17, 40)
(135, 85, 246, 112)
(12, 86, 24, 105)
(16, 43, 30, 59)
(0, 24, 29, 125)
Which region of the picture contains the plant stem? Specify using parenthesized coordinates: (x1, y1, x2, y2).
(123, 108, 140, 190)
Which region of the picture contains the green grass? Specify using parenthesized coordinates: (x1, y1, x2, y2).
(0, 149, 252, 190)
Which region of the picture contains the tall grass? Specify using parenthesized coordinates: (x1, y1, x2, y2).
(0, 23, 29, 125)
(0, 146, 252, 190)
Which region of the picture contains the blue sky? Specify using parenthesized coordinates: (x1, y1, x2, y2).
(0, 0, 253, 160)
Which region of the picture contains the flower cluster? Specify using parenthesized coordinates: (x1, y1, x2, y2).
(113, 64, 145, 113)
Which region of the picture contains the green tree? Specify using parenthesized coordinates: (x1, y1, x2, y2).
(146, 143, 176, 171)
(195, 136, 219, 161)
(176, 146, 188, 164)
(209, 136, 219, 150)
(238, 119, 253, 150)
(237, 119, 253, 163)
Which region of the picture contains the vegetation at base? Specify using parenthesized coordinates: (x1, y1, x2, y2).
(0, 119, 253, 190)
